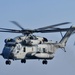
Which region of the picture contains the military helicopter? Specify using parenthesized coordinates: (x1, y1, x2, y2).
(0, 21, 75, 65)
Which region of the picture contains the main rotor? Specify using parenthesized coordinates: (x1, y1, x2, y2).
(0, 21, 72, 35)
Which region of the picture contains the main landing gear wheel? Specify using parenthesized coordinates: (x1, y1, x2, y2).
(21, 59, 26, 63)
(5, 60, 11, 65)
(42, 60, 48, 65)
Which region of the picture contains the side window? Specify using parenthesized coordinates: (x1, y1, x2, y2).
(23, 47, 26, 52)
(43, 48, 46, 53)
(17, 51, 19, 53)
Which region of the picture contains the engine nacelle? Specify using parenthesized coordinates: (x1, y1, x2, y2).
(21, 40, 31, 46)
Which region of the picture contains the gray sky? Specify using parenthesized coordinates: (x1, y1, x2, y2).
(0, 0, 75, 75)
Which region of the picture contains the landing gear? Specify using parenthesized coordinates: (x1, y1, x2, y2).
(42, 60, 48, 65)
(5, 60, 11, 65)
(21, 59, 26, 63)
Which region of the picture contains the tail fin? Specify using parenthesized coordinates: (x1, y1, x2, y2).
(59, 26, 75, 47)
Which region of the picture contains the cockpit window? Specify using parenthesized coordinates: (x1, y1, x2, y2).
(4, 39, 15, 43)
(43, 48, 46, 53)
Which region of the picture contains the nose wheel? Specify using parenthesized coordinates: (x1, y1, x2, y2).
(5, 60, 11, 65)
(42, 60, 48, 65)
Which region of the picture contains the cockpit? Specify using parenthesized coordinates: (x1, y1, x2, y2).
(4, 38, 15, 43)
(4, 38, 17, 48)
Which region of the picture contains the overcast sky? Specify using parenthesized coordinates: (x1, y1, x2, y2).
(0, 0, 75, 75)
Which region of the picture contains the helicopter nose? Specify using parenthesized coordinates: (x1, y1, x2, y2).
(2, 47, 14, 59)
(2, 48, 10, 58)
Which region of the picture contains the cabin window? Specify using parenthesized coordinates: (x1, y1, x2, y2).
(23, 47, 26, 52)
(17, 51, 19, 53)
(43, 48, 46, 53)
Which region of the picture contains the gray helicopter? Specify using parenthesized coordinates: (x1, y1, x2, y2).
(0, 21, 75, 65)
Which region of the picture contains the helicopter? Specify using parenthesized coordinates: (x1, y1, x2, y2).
(0, 21, 75, 65)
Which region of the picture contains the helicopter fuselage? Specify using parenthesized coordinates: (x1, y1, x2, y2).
(2, 35, 54, 60)
(2, 43, 55, 60)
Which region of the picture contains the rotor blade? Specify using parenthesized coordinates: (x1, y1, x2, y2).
(34, 28, 71, 33)
(36, 22, 71, 30)
(0, 29, 34, 34)
(0, 28, 19, 31)
(10, 21, 25, 30)
(0, 29, 22, 33)
(0, 28, 73, 34)
(0, 30, 18, 33)
(0, 28, 68, 34)
(0, 27, 34, 35)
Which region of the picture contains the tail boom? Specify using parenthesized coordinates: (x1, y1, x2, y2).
(59, 26, 75, 47)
